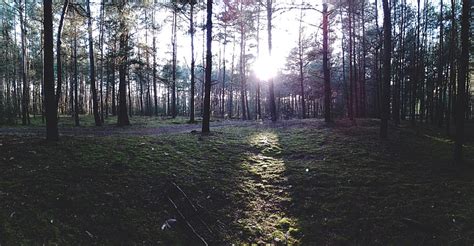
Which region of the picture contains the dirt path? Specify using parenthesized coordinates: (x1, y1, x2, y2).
(0, 120, 260, 137)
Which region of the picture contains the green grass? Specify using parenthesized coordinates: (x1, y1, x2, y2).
(0, 119, 473, 244)
(4, 115, 202, 128)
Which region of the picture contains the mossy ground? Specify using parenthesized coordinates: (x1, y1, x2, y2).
(0, 119, 473, 244)
(8, 115, 198, 128)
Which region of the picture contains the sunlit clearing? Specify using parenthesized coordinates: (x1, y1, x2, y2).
(254, 55, 278, 81)
(249, 132, 282, 155)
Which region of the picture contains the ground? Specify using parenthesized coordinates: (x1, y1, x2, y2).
(0, 117, 473, 245)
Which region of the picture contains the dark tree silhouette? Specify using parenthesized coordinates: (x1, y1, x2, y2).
(202, 0, 212, 133)
(86, 0, 102, 126)
(380, 0, 391, 139)
(454, 0, 469, 163)
(43, 0, 58, 140)
(323, 2, 331, 123)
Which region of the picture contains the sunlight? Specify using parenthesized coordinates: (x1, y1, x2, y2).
(238, 131, 300, 243)
(253, 55, 278, 81)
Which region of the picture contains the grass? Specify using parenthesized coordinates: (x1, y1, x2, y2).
(4, 115, 202, 128)
(0, 119, 473, 244)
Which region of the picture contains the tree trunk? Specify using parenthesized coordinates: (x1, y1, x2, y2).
(86, 0, 102, 126)
(55, 0, 68, 111)
(380, 0, 391, 139)
(239, 14, 247, 120)
(190, 3, 196, 122)
(298, 6, 306, 119)
(348, 1, 354, 121)
(153, 36, 158, 116)
(454, 0, 469, 163)
(99, 0, 105, 122)
(267, 0, 277, 122)
(117, 15, 130, 126)
(112, 39, 117, 116)
(323, 2, 330, 123)
(446, 0, 456, 135)
(436, 0, 445, 127)
(202, 0, 213, 133)
(171, 6, 177, 118)
(73, 22, 80, 126)
(43, 0, 58, 140)
(20, 0, 29, 125)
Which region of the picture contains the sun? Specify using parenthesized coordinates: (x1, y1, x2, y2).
(253, 55, 278, 81)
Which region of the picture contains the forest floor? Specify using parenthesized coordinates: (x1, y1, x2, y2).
(0, 117, 473, 245)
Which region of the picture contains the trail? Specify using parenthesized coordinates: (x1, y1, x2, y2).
(0, 120, 260, 137)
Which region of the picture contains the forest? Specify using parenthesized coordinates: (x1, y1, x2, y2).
(0, 0, 473, 244)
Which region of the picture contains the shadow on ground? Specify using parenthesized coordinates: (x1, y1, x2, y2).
(0, 119, 473, 244)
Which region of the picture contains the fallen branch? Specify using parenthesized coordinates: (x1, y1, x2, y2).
(167, 196, 208, 246)
(171, 182, 214, 234)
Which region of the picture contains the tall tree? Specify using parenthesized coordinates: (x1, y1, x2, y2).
(454, 0, 469, 163)
(202, 0, 212, 133)
(189, 0, 197, 122)
(323, 2, 331, 123)
(171, 4, 178, 118)
(446, 0, 457, 135)
(55, 0, 68, 109)
(117, 6, 130, 126)
(152, 11, 158, 116)
(266, 0, 277, 122)
(43, 0, 58, 140)
(19, 0, 29, 125)
(436, 0, 445, 127)
(297, 5, 306, 119)
(380, 0, 391, 138)
(72, 10, 80, 126)
(86, 0, 102, 126)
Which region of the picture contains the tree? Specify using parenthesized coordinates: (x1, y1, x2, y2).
(117, 6, 130, 126)
(266, 0, 277, 122)
(86, 0, 102, 126)
(188, 0, 197, 123)
(297, 6, 306, 119)
(19, 0, 29, 125)
(171, 3, 178, 118)
(55, 0, 68, 110)
(380, 0, 391, 139)
(323, 2, 331, 123)
(43, 0, 58, 140)
(202, 0, 212, 133)
(454, 0, 469, 163)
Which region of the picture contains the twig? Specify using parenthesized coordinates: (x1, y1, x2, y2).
(171, 182, 214, 234)
(167, 196, 208, 246)
(171, 182, 198, 212)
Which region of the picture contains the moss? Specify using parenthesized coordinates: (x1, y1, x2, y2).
(0, 119, 473, 244)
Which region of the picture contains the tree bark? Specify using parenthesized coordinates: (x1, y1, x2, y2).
(117, 11, 130, 126)
(43, 0, 58, 140)
(380, 0, 391, 139)
(267, 0, 277, 122)
(454, 0, 469, 163)
(323, 3, 330, 122)
(202, 0, 212, 133)
(55, 0, 68, 111)
(20, 0, 29, 125)
(190, 2, 196, 122)
(86, 0, 102, 126)
(171, 6, 177, 118)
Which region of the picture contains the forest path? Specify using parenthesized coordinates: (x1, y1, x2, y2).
(0, 120, 270, 137)
(0, 118, 329, 138)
